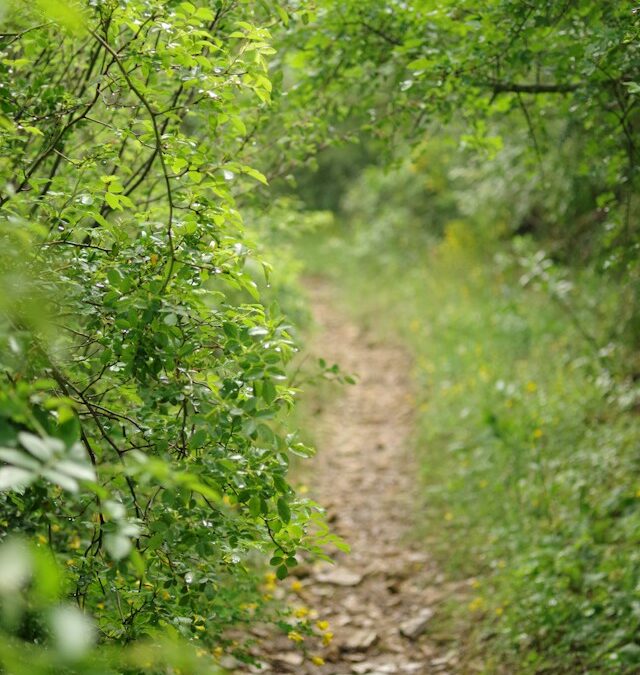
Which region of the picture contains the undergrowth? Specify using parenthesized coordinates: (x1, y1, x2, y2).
(294, 220, 640, 674)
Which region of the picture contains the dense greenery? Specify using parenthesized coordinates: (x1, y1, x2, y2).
(1, 0, 639, 673)
(293, 140, 640, 671)
(282, 3, 640, 671)
(0, 1, 340, 672)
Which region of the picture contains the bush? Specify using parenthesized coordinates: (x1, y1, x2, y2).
(0, 2, 330, 671)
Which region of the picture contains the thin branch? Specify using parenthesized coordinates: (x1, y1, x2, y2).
(488, 81, 579, 94)
(45, 240, 112, 253)
(90, 30, 176, 292)
(516, 92, 545, 180)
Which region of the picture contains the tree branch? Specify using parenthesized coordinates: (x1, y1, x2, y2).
(488, 81, 579, 94)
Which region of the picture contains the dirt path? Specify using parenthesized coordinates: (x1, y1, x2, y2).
(237, 278, 458, 674)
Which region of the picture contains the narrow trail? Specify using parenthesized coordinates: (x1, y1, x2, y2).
(238, 278, 461, 674)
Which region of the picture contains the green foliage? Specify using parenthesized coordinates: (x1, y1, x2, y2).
(404, 242, 640, 673)
(295, 146, 640, 671)
(0, 0, 330, 670)
(284, 1, 640, 265)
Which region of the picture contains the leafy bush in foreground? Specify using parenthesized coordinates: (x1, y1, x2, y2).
(0, 1, 331, 670)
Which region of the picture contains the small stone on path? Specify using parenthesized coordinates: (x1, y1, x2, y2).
(271, 652, 304, 669)
(343, 629, 379, 652)
(399, 607, 435, 639)
(315, 566, 363, 587)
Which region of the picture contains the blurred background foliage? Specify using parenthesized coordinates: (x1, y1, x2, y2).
(274, 3, 640, 671)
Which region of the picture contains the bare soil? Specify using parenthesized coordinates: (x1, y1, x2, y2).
(235, 278, 463, 675)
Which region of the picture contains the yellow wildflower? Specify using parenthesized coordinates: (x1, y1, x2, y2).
(321, 631, 333, 646)
(468, 597, 485, 612)
(213, 647, 223, 659)
(290, 579, 303, 593)
(240, 602, 257, 612)
(263, 571, 277, 592)
(37, 534, 47, 545)
(525, 381, 537, 393)
(294, 606, 309, 618)
(533, 428, 543, 439)
(310, 655, 325, 666)
(287, 631, 304, 643)
(69, 536, 81, 550)
(315, 620, 329, 631)
(495, 607, 504, 616)
(51, 523, 60, 533)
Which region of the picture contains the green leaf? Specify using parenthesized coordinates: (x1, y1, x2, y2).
(261, 378, 277, 404)
(273, 474, 289, 494)
(104, 192, 121, 210)
(407, 57, 430, 70)
(248, 495, 261, 518)
(242, 166, 268, 185)
(35, 0, 86, 34)
(275, 5, 289, 26)
(289, 442, 315, 458)
(195, 7, 214, 21)
(0, 448, 40, 471)
(277, 497, 291, 524)
(179, 1, 196, 15)
(42, 469, 78, 492)
(49, 606, 95, 658)
(55, 460, 96, 483)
